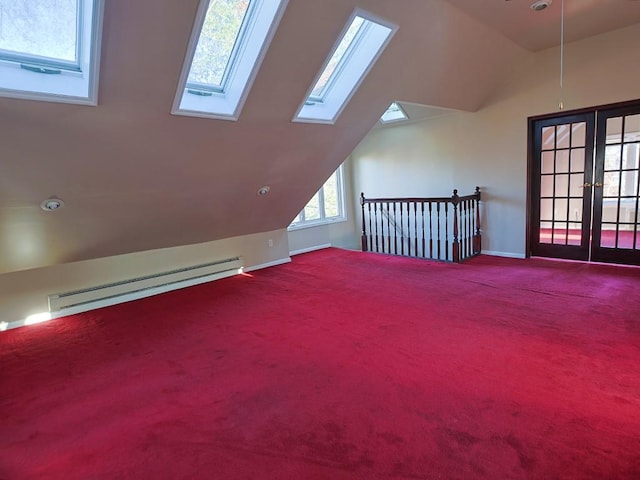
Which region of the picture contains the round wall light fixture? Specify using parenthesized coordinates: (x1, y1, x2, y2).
(531, 0, 552, 11)
(257, 186, 271, 196)
(40, 197, 65, 211)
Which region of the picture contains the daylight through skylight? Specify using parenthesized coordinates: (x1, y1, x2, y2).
(0, 0, 103, 104)
(0, 0, 79, 67)
(187, 0, 253, 91)
(381, 102, 408, 123)
(309, 16, 364, 100)
(173, 0, 288, 120)
(294, 10, 397, 124)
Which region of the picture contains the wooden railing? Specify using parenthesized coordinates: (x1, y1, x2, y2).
(360, 187, 481, 263)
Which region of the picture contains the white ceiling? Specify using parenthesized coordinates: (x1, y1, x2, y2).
(446, 0, 640, 51)
(1, 0, 638, 275)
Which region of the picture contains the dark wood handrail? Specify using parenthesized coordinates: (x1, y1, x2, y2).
(361, 196, 453, 203)
(360, 187, 481, 263)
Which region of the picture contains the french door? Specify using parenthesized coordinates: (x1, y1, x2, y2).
(530, 101, 640, 265)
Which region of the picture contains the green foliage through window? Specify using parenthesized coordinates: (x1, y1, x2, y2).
(188, 0, 252, 90)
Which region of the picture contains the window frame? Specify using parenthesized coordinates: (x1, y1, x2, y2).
(380, 101, 408, 124)
(172, 0, 288, 121)
(293, 9, 398, 125)
(0, 0, 104, 105)
(288, 165, 347, 230)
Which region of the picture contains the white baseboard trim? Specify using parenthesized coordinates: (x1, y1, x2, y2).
(0, 268, 242, 332)
(1, 257, 296, 333)
(481, 250, 526, 259)
(289, 244, 332, 256)
(243, 257, 291, 273)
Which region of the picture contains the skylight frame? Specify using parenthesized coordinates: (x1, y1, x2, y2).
(0, 0, 104, 105)
(380, 101, 408, 124)
(173, 0, 288, 121)
(294, 9, 398, 125)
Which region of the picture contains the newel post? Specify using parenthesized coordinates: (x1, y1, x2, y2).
(360, 192, 368, 252)
(451, 189, 460, 263)
(474, 186, 482, 255)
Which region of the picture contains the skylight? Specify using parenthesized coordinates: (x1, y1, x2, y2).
(187, 0, 252, 92)
(173, 0, 288, 120)
(308, 17, 364, 100)
(0, 0, 104, 104)
(294, 10, 397, 124)
(380, 102, 408, 123)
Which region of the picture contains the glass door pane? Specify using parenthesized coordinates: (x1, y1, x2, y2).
(537, 122, 589, 245)
(599, 125, 640, 249)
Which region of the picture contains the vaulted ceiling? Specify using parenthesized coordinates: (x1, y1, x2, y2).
(449, 0, 640, 51)
(1, 0, 639, 274)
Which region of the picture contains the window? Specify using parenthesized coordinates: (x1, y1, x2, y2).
(0, 0, 104, 105)
(380, 101, 408, 123)
(294, 10, 397, 124)
(173, 0, 288, 120)
(289, 166, 346, 229)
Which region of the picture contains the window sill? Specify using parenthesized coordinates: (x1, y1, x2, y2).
(287, 217, 347, 232)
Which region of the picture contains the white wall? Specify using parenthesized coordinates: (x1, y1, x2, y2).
(287, 220, 359, 254)
(349, 23, 640, 258)
(0, 229, 289, 325)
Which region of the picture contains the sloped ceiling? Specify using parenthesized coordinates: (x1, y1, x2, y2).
(448, 0, 640, 52)
(4, 0, 629, 274)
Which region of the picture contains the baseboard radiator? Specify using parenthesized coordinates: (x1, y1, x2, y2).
(48, 257, 243, 314)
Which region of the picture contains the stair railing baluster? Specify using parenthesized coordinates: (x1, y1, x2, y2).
(393, 202, 398, 255)
(461, 199, 467, 260)
(359, 188, 481, 263)
(385, 202, 390, 254)
(374, 202, 379, 253)
(474, 186, 482, 255)
(451, 189, 459, 263)
(368, 202, 373, 254)
(468, 199, 472, 259)
(380, 203, 385, 253)
(360, 193, 367, 251)
(413, 201, 419, 257)
(436, 203, 441, 260)
(421, 202, 426, 258)
(429, 202, 433, 258)
(400, 202, 405, 256)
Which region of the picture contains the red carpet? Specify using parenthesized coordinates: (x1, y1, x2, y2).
(2, 248, 640, 479)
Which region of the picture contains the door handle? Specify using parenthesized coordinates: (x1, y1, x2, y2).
(583, 182, 592, 188)
(594, 182, 603, 188)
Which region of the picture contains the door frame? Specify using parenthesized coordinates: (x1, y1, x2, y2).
(527, 98, 640, 262)
(529, 112, 595, 261)
(591, 102, 640, 265)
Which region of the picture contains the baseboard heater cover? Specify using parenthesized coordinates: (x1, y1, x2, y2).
(48, 257, 243, 313)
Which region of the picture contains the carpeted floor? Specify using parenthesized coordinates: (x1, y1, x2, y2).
(1, 248, 640, 479)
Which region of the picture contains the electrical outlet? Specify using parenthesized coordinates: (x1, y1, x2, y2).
(268, 239, 273, 247)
